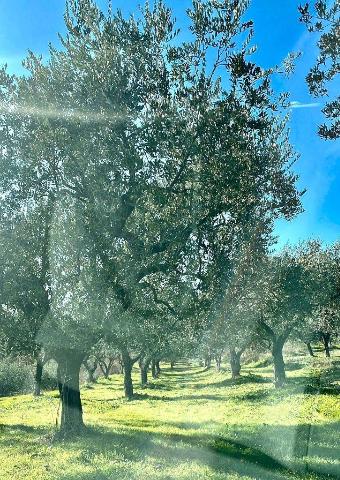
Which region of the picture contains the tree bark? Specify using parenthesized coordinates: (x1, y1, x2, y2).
(139, 357, 151, 386)
(121, 347, 134, 399)
(155, 360, 161, 376)
(151, 359, 158, 379)
(230, 348, 241, 379)
(306, 342, 315, 357)
(272, 339, 286, 388)
(170, 360, 175, 369)
(34, 355, 44, 396)
(322, 333, 331, 357)
(204, 356, 211, 368)
(56, 350, 85, 435)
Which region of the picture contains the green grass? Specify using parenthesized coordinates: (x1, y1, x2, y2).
(0, 351, 339, 480)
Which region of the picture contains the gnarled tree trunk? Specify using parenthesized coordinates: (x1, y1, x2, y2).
(259, 317, 291, 389)
(56, 349, 85, 435)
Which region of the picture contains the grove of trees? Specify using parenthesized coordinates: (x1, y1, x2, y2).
(0, 0, 339, 437)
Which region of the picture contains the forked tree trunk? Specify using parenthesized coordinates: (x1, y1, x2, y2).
(98, 358, 113, 379)
(56, 350, 85, 435)
(272, 339, 286, 388)
(230, 348, 241, 379)
(34, 355, 44, 396)
(260, 317, 291, 388)
(121, 347, 134, 400)
(306, 342, 315, 357)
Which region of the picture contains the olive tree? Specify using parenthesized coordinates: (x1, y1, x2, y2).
(256, 247, 315, 387)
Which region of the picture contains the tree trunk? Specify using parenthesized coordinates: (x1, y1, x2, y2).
(272, 340, 286, 388)
(215, 355, 222, 372)
(118, 355, 124, 374)
(140, 357, 150, 386)
(83, 357, 98, 383)
(98, 359, 109, 378)
(34, 356, 44, 396)
(57, 350, 85, 435)
(103, 364, 110, 379)
(121, 347, 134, 400)
(151, 359, 158, 379)
(322, 333, 331, 357)
(204, 356, 211, 368)
(230, 348, 241, 379)
(306, 342, 315, 357)
(155, 360, 161, 376)
(170, 360, 175, 369)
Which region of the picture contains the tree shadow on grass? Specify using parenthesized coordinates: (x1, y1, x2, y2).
(53, 422, 340, 480)
(0, 423, 54, 450)
(1, 419, 339, 480)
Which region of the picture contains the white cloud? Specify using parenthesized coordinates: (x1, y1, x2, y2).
(289, 100, 320, 109)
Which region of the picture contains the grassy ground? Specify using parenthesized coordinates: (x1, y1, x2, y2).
(0, 349, 339, 480)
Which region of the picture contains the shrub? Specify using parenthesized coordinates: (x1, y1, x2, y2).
(0, 360, 34, 396)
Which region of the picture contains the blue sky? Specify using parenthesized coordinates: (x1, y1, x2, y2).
(0, 0, 339, 249)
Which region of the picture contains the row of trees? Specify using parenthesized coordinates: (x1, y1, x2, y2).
(0, 0, 338, 436)
(200, 241, 340, 386)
